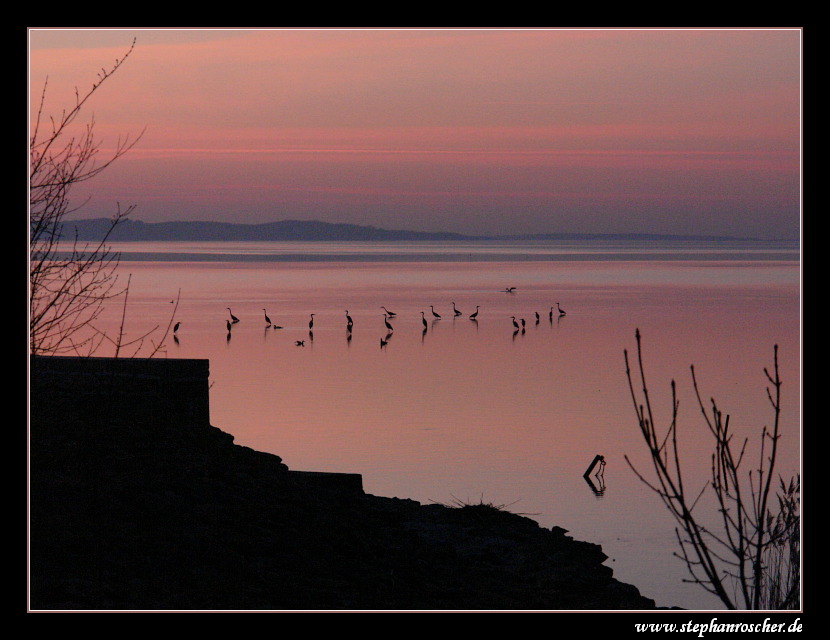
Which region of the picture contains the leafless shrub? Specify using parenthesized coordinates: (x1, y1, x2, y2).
(624, 329, 799, 610)
(29, 40, 175, 357)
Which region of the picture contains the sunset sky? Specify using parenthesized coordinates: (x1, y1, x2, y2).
(28, 28, 801, 239)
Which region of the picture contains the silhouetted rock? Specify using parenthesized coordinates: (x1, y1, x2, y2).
(29, 356, 657, 611)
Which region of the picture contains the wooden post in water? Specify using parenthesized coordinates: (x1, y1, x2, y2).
(583, 454, 605, 478)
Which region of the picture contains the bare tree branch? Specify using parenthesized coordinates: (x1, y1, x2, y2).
(29, 40, 175, 358)
(624, 331, 799, 610)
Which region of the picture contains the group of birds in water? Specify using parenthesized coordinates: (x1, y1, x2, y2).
(171, 289, 567, 349)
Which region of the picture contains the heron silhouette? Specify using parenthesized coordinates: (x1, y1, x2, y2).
(227, 308, 240, 323)
(263, 309, 272, 327)
(173, 321, 181, 333)
(381, 306, 396, 317)
(345, 310, 354, 326)
(430, 305, 441, 319)
(452, 302, 462, 316)
(549, 306, 554, 322)
(420, 311, 428, 330)
(556, 302, 566, 316)
(511, 316, 520, 330)
(383, 314, 394, 332)
(309, 313, 315, 330)
(469, 305, 480, 320)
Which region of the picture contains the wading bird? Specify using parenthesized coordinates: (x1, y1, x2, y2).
(173, 321, 181, 333)
(549, 307, 554, 322)
(381, 306, 396, 317)
(309, 313, 315, 330)
(263, 309, 272, 327)
(430, 305, 441, 319)
(421, 311, 428, 330)
(556, 302, 566, 316)
(511, 316, 520, 330)
(345, 310, 354, 327)
(452, 302, 462, 316)
(227, 308, 240, 323)
(469, 306, 480, 320)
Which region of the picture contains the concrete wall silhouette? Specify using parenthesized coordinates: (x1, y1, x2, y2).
(30, 355, 211, 431)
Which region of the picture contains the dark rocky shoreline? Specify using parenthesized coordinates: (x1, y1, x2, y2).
(29, 356, 657, 611)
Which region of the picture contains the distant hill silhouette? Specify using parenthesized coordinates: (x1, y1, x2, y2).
(62, 217, 754, 243)
(65, 218, 474, 242)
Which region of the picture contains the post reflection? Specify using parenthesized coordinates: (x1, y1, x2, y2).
(583, 454, 606, 498)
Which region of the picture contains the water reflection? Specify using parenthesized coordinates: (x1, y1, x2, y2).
(76, 254, 799, 611)
(95, 238, 801, 263)
(584, 474, 606, 498)
(583, 454, 607, 498)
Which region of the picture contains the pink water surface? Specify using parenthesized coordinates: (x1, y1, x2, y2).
(83, 256, 801, 610)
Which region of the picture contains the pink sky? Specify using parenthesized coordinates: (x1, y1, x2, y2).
(28, 28, 801, 239)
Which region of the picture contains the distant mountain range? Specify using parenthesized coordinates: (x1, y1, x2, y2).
(63, 217, 752, 243)
(65, 218, 471, 242)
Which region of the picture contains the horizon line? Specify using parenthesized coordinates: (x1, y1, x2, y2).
(65, 216, 801, 244)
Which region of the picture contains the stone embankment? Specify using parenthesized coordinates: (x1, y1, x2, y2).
(29, 356, 657, 611)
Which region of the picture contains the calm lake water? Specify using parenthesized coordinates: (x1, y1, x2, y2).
(81, 239, 801, 611)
